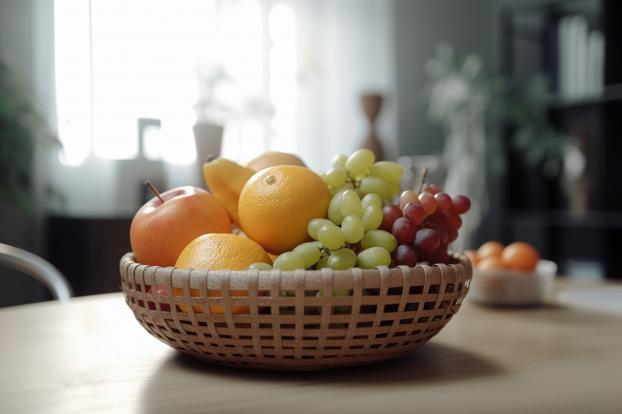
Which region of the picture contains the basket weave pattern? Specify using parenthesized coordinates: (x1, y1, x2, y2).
(120, 253, 471, 370)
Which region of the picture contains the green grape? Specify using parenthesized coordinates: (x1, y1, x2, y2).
(361, 193, 382, 209)
(359, 176, 390, 199)
(341, 215, 365, 243)
(308, 218, 334, 240)
(327, 248, 357, 270)
(332, 154, 348, 169)
(339, 189, 363, 217)
(345, 149, 375, 178)
(318, 224, 346, 250)
(324, 167, 348, 188)
(368, 161, 404, 182)
(315, 256, 329, 269)
(293, 242, 323, 268)
(328, 193, 345, 225)
(248, 262, 273, 271)
(362, 205, 383, 231)
(361, 229, 398, 252)
(331, 182, 354, 196)
(273, 252, 306, 270)
(357, 247, 391, 269)
(389, 180, 401, 200)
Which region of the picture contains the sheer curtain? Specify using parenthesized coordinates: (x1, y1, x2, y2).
(295, 0, 398, 171)
(49, 0, 396, 215)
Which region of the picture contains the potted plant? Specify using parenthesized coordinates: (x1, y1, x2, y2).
(425, 44, 573, 248)
(0, 61, 60, 212)
(192, 64, 232, 168)
(192, 64, 273, 172)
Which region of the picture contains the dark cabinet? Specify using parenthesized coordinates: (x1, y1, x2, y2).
(46, 215, 132, 296)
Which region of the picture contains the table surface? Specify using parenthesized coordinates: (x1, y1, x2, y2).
(1, 281, 621, 414)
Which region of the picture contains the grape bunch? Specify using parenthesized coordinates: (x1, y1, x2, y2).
(247, 148, 472, 271)
(271, 189, 399, 270)
(324, 149, 403, 201)
(382, 185, 471, 267)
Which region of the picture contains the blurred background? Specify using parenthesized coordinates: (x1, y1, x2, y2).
(1, 0, 620, 306)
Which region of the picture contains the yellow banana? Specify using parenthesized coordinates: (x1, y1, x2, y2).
(202, 158, 255, 226)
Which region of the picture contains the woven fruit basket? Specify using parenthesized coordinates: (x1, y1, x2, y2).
(120, 252, 472, 371)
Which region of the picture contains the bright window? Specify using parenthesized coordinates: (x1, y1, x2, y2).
(54, 0, 297, 166)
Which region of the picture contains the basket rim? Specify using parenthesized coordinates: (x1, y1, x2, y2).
(120, 252, 472, 291)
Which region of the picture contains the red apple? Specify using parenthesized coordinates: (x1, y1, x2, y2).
(130, 186, 231, 266)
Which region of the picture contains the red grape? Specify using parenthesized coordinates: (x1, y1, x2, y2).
(424, 213, 449, 245)
(414, 228, 441, 254)
(434, 192, 453, 210)
(452, 195, 471, 215)
(427, 245, 450, 264)
(403, 202, 426, 225)
(392, 217, 417, 244)
(448, 229, 458, 242)
(425, 210, 445, 227)
(381, 205, 402, 232)
(399, 191, 419, 210)
(437, 226, 449, 245)
(425, 184, 443, 194)
(394, 244, 418, 266)
(418, 192, 437, 215)
(442, 210, 462, 231)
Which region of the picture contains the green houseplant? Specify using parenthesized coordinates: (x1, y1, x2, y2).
(426, 44, 569, 177)
(424, 44, 573, 248)
(0, 61, 60, 211)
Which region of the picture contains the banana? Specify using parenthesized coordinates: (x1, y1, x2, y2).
(202, 158, 255, 226)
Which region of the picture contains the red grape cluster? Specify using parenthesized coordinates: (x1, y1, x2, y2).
(381, 184, 471, 266)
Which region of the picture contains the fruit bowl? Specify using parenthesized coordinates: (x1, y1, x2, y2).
(468, 260, 557, 306)
(120, 252, 472, 371)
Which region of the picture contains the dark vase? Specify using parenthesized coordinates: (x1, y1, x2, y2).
(360, 93, 384, 161)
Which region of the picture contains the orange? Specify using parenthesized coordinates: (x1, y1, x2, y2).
(477, 241, 505, 260)
(246, 151, 306, 171)
(238, 165, 330, 254)
(173, 233, 272, 314)
(501, 242, 540, 272)
(176, 233, 271, 270)
(477, 256, 504, 271)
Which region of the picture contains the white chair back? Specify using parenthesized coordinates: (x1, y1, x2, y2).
(0, 243, 72, 302)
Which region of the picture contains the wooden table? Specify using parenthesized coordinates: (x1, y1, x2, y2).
(1, 282, 621, 413)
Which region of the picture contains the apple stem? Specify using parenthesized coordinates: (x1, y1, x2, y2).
(145, 181, 165, 203)
(417, 167, 429, 193)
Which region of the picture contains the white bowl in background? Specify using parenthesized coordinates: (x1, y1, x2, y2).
(468, 260, 557, 306)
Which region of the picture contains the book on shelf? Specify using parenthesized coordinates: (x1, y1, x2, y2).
(556, 15, 604, 101)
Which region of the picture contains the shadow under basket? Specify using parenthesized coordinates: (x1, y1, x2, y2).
(120, 253, 472, 371)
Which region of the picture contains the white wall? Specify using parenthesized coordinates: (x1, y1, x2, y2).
(394, 0, 499, 156)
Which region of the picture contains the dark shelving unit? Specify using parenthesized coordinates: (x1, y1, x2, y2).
(548, 83, 622, 110)
(499, 0, 622, 279)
